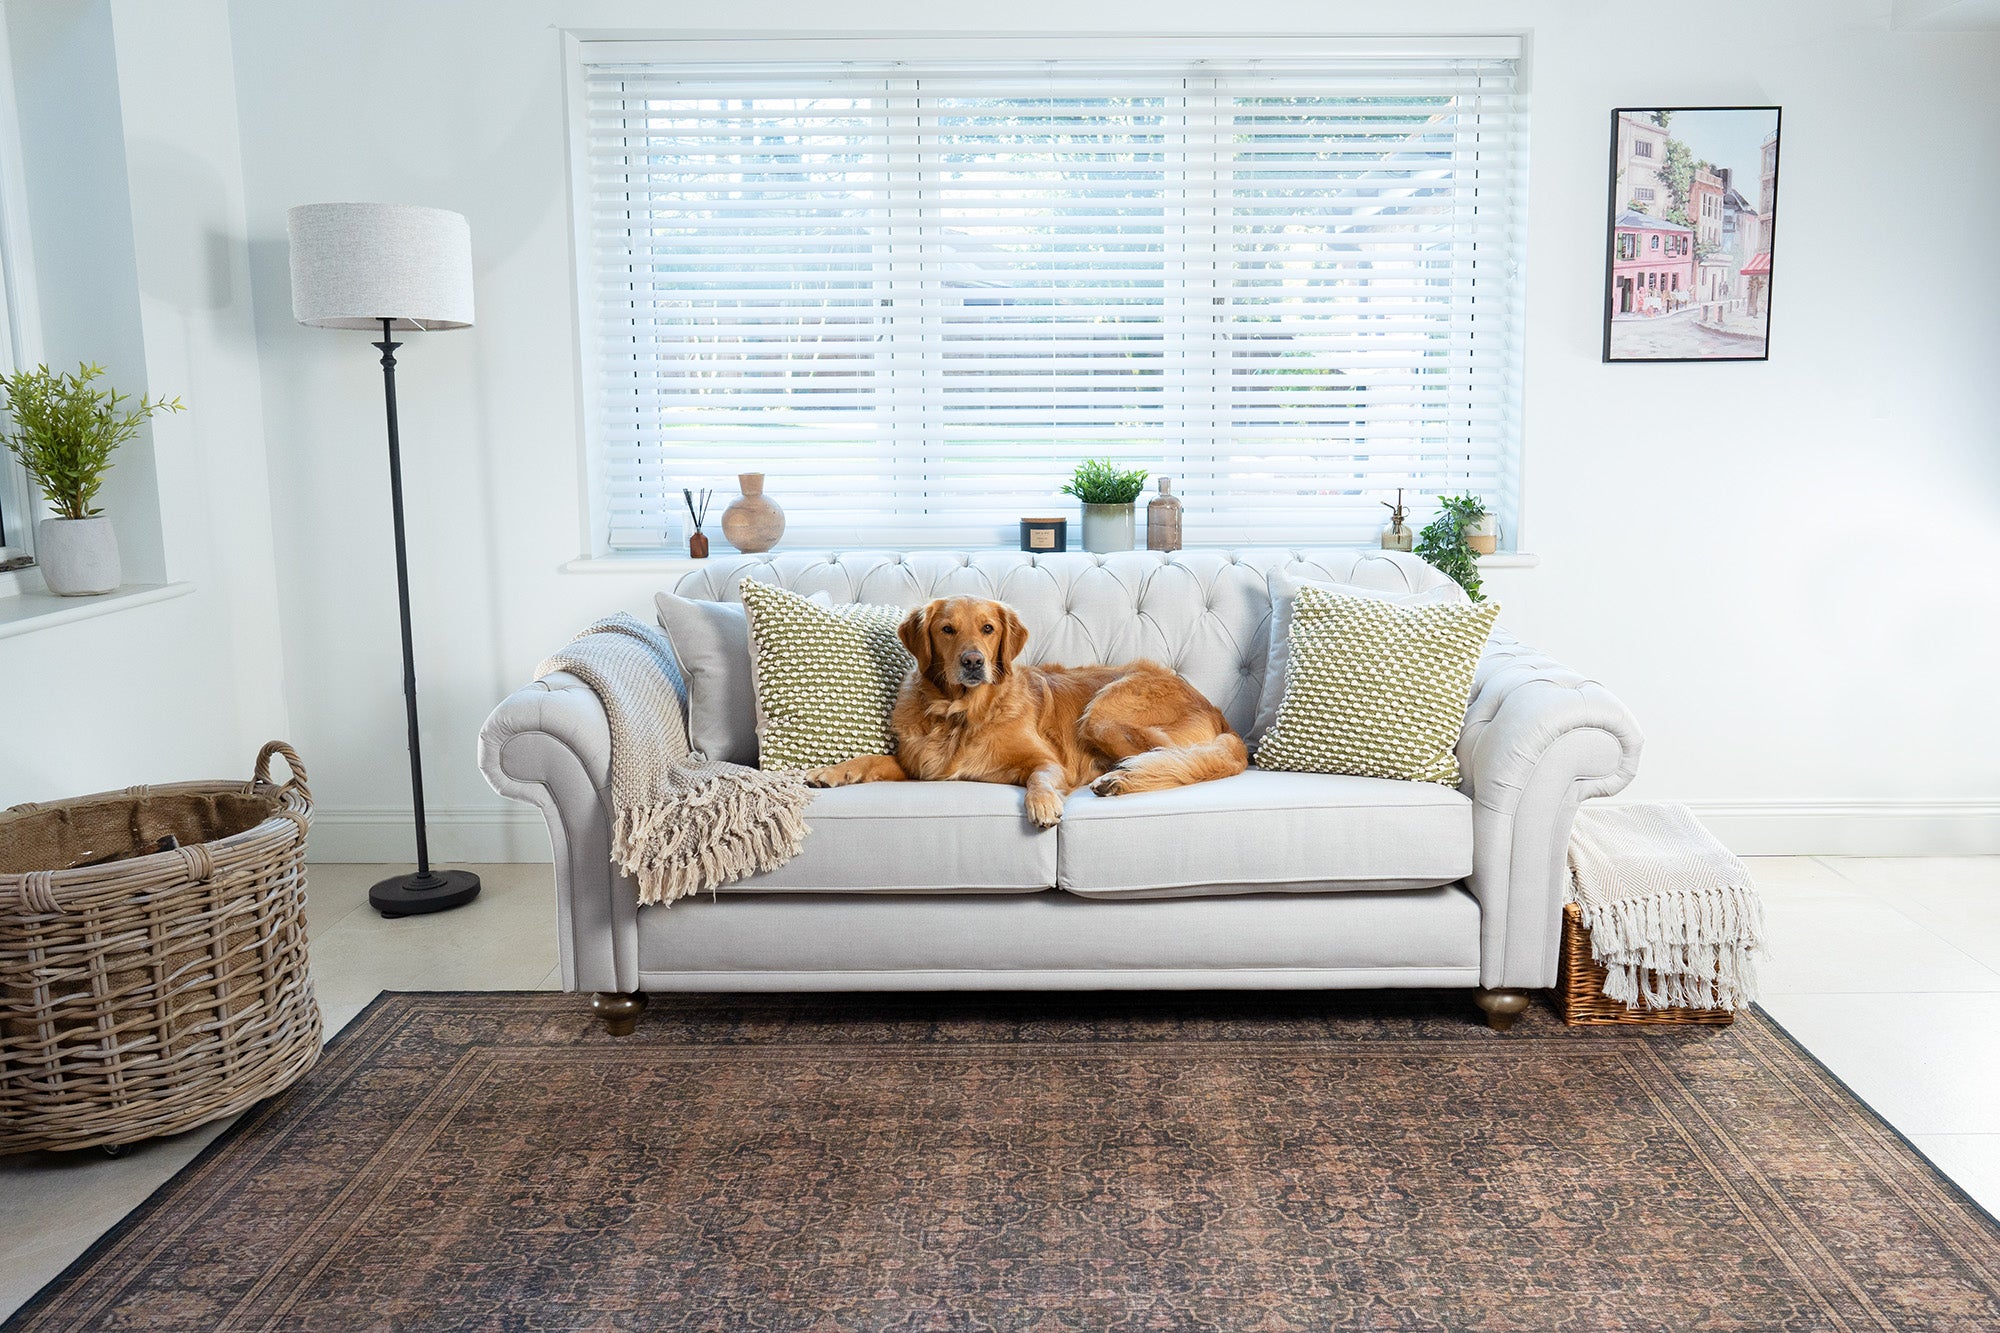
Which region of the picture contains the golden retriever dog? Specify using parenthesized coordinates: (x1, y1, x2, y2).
(808, 595, 1248, 827)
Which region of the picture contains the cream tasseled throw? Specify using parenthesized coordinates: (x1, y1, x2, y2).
(1568, 803, 1766, 1011)
(538, 614, 813, 907)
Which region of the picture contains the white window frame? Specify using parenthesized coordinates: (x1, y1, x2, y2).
(562, 33, 1528, 556)
(0, 17, 43, 568)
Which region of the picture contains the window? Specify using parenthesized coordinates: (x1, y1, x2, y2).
(1633, 140, 1653, 158)
(1633, 186, 1654, 201)
(1617, 233, 1636, 261)
(572, 38, 1525, 550)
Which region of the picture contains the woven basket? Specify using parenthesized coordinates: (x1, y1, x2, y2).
(0, 743, 322, 1154)
(1557, 903, 1735, 1027)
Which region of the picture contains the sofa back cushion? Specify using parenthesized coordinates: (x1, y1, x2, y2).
(673, 549, 1452, 737)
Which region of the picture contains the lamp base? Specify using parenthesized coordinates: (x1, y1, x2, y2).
(371, 869, 481, 918)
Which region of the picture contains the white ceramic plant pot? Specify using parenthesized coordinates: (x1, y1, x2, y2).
(1465, 514, 1499, 556)
(36, 516, 120, 596)
(1080, 503, 1136, 554)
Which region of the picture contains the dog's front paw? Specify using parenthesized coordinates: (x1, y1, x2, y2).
(805, 765, 845, 788)
(1024, 788, 1064, 828)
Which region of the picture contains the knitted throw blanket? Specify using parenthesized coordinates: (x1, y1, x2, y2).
(537, 614, 813, 907)
(1568, 803, 1765, 1011)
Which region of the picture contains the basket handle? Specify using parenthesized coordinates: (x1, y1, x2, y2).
(253, 742, 311, 802)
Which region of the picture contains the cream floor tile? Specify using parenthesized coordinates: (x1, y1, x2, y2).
(1907, 1133, 2000, 1222)
(1758, 893, 2000, 995)
(1822, 857, 2000, 973)
(306, 862, 560, 1032)
(1742, 855, 1873, 901)
(300, 862, 379, 935)
(1760, 992, 2000, 1137)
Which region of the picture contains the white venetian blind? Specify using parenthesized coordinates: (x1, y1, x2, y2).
(577, 43, 1524, 551)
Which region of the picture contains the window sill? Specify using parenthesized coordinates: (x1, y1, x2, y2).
(0, 581, 195, 641)
(561, 548, 1541, 575)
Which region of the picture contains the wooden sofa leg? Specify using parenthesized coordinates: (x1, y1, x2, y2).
(1474, 988, 1530, 1032)
(590, 991, 647, 1037)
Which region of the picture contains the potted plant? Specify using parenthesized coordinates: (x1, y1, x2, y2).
(1061, 459, 1149, 554)
(0, 363, 182, 596)
(1413, 493, 1490, 602)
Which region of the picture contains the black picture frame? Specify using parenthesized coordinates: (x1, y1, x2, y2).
(1603, 105, 1781, 363)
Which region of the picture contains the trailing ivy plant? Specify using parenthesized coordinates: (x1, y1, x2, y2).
(0, 363, 182, 520)
(1061, 458, 1149, 506)
(1413, 493, 1488, 602)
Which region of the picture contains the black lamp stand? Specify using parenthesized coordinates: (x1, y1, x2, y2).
(367, 316, 480, 918)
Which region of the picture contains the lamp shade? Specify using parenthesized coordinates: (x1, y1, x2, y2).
(286, 202, 474, 331)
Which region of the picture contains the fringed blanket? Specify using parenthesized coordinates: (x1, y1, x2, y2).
(1568, 803, 1765, 1011)
(538, 614, 813, 906)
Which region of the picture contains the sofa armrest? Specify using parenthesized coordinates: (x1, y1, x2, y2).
(1457, 631, 1644, 989)
(476, 671, 638, 993)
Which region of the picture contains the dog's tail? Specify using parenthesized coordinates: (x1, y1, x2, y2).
(1102, 732, 1249, 795)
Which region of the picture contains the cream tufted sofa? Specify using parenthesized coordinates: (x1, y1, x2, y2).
(478, 550, 1642, 1031)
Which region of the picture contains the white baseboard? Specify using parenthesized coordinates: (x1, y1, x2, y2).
(308, 806, 549, 864)
(1673, 799, 2000, 857)
(305, 798, 2000, 864)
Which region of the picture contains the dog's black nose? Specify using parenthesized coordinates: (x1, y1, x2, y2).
(959, 650, 986, 674)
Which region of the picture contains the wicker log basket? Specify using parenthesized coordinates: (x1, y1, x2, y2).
(1556, 903, 1735, 1027)
(0, 742, 322, 1155)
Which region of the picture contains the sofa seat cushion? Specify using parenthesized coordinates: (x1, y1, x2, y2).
(722, 781, 1055, 894)
(1057, 769, 1471, 900)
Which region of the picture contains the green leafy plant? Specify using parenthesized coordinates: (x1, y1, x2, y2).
(1061, 458, 1149, 506)
(0, 363, 182, 520)
(1413, 493, 1488, 602)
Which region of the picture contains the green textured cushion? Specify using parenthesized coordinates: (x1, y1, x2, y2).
(1253, 583, 1500, 785)
(739, 579, 913, 771)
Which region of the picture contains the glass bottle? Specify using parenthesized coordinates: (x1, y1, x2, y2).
(1147, 477, 1184, 552)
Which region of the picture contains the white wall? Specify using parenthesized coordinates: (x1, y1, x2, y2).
(209, 0, 1998, 859)
(0, 0, 289, 805)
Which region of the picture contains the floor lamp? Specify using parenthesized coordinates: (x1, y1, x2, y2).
(287, 202, 481, 918)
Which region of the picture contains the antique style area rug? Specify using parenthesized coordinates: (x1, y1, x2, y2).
(10, 991, 2000, 1332)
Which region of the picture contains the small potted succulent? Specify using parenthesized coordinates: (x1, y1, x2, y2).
(1061, 459, 1150, 554)
(0, 363, 182, 596)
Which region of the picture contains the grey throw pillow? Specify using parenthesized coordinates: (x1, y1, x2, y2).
(1248, 571, 1465, 746)
(654, 587, 829, 766)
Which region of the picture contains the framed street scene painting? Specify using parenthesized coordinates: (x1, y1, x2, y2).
(1604, 106, 1780, 362)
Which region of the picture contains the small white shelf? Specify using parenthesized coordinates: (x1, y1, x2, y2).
(0, 581, 194, 641)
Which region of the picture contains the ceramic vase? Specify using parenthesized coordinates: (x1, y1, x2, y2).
(720, 473, 785, 553)
(1081, 502, 1136, 554)
(36, 516, 120, 596)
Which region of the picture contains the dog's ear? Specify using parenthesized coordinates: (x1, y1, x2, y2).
(898, 603, 937, 682)
(995, 604, 1029, 676)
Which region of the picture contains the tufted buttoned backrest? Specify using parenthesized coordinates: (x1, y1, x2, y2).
(673, 549, 1458, 738)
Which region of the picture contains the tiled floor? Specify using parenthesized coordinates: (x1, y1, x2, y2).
(2, 855, 1996, 1318)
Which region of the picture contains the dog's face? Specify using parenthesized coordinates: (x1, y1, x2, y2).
(899, 596, 1029, 693)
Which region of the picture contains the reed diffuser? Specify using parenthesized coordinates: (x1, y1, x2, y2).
(682, 487, 713, 559)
